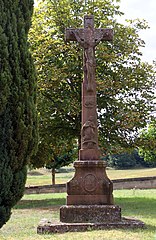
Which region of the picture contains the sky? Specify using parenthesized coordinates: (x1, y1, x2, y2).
(119, 0, 156, 64)
(34, 0, 156, 64)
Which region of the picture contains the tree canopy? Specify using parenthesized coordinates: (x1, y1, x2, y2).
(139, 121, 156, 164)
(29, 0, 156, 164)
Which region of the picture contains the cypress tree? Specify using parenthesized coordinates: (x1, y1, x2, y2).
(0, 0, 38, 227)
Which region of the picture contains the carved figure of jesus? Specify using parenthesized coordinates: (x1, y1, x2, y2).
(72, 18, 105, 92)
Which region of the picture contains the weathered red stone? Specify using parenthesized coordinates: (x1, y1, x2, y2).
(37, 218, 145, 234)
(37, 15, 145, 234)
(60, 205, 121, 223)
(65, 15, 114, 209)
(66, 161, 113, 205)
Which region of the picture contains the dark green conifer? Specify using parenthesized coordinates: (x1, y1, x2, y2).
(0, 0, 38, 227)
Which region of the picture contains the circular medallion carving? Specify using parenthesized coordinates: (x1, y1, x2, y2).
(84, 174, 97, 192)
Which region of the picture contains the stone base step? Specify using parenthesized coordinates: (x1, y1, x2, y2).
(37, 217, 145, 234)
(60, 205, 121, 223)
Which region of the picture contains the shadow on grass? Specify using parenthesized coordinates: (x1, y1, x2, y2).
(115, 197, 156, 220)
(27, 171, 44, 176)
(144, 224, 156, 232)
(14, 196, 156, 220)
(56, 167, 74, 173)
(14, 198, 66, 209)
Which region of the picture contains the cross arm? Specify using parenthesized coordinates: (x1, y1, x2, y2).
(65, 28, 84, 42)
(65, 28, 113, 43)
(95, 29, 113, 42)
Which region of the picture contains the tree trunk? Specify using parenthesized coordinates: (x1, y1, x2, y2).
(52, 168, 55, 185)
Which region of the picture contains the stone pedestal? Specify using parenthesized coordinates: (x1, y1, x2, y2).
(60, 205, 121, 223)
(60, 160, 120, 224)
(66, 161, 113, 205)
(37, 157, 145, 233)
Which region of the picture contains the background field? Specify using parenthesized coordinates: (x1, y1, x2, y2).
(26, 167, 156, 186)
(0, 189, 156, 240)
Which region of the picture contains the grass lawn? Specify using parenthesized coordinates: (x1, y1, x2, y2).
(0, 189, 156, 240)
(26, 167, 156, 186)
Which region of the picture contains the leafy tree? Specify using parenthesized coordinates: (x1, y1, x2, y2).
(132, 149, 149, 167)
(105, 149, 153, 169)
(107, 152, 137, 169)
(139, 122, 156, 164)
(46, 150, 75, 185)
(0, 0, 38, 227)
(30, 136, 76, 184)
(29, 0, 155, 166)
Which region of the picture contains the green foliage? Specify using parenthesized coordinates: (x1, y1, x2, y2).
(30, 137, 76, 169)
(0, 0, 38, 228)
(139, 121, 156, 164)
(106, 152, 136, 169)
(29, 0, 155, 165)
(46, 150, 74, 170)
(105, 149, 156, 169)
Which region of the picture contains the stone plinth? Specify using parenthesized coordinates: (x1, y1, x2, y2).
(60, 205, 121, 223)
(37, 218, 145, 234)
(66, 161, 113, 205)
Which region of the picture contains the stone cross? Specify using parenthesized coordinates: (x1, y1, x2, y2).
(37, 16, 145, 232)
(66, 15, 113, 161)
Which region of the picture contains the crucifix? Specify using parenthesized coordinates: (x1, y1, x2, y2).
(66, 15, 113, 161)
(63, 15, 115, 209)
(37, 15, 145, 232)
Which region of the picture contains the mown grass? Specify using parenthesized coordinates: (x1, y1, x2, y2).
(26, 167, 156, 186)
(0, 189, 156, 240)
